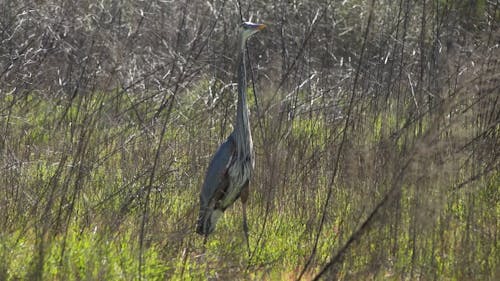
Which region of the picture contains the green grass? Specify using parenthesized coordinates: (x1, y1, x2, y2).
(0, 91, 498, 280)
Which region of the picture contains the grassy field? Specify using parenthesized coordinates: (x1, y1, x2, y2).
(1, 0, 498, 280)
(1, 88, 497, 280)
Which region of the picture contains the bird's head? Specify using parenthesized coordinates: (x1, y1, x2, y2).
(239, 21, 266, 44)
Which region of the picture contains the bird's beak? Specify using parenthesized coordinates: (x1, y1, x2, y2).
(257, 24, 266, 31)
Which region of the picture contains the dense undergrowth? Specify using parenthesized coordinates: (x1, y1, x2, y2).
(1, 0, 498, 280)
(0, 87, 497, 280)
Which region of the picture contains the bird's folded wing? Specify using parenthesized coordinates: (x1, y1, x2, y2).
(200, 136, 236, 207)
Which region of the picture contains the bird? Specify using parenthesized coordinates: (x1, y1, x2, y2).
(196, 22, 266, 245)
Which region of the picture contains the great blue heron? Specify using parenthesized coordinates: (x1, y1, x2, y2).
(196, 22, 266, 244)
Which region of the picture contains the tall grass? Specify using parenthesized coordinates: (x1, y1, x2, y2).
(1, 0, 498, 280)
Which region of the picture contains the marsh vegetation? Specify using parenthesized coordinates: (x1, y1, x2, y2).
(0, 0, 498, 280)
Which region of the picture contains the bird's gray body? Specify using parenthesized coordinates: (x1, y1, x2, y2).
(196, 22, 263, 237)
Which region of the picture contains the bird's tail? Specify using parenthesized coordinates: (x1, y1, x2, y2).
(196, 208, 223, 236)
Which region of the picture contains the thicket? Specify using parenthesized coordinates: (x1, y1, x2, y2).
(0, 0, 498, 280)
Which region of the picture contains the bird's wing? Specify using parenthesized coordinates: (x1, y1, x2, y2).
(199, 136, 236, 209)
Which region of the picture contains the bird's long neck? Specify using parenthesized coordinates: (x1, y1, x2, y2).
(235, 41, 250, 138)
(233, 39, 253, 161)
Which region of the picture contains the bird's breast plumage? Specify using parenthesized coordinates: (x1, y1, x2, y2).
(220, 156, 252, 208)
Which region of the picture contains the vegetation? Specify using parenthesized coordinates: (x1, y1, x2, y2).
(0, 0, 498, 280)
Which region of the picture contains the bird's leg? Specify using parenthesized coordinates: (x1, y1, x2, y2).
(202, 234, 209, 278)
(241, 182, 250, 256)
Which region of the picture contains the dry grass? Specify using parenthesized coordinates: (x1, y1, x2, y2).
(0, 0, 498, 280)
